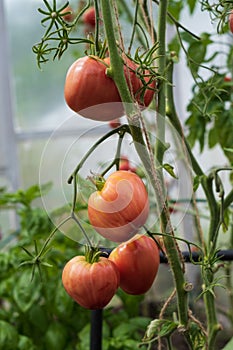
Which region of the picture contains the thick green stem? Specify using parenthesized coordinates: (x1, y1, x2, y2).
(203, 270, 222, 349)
(166, 57, 222, 348)
(100, 0, 153, 177)
(101, 1, 191, 346)
(223, 188, 233, 210)
(166, 58, 221, 251)
(155, 1, 191, 344)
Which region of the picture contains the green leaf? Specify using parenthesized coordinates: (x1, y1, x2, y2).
(163, 163, 178, 179)
(143, 318, 178, 341)
(187, 0, 197, 14)
(193, 175, 202, 192)
(188, 41, 206, 75)
(0, 320, 19, 350)
(189, 322, 207, 350)
(13, 269, 41, 312)
(208, 127, 218, 148)
(224, 148, 233, 153)
(78, 321, 110, 350)
(215, 110, 233, 164)
(167, 1, 183, 21)
(112, 317, 151, 340)
(222, 337, 233, 350)
(28, 304, 49, 333)
(168, 35, 181, 57)
(18, 335, 36, 350)
(44, 322, 68, 350)
(54, 280, 74, 319)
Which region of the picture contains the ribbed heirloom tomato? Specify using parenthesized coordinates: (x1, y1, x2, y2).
(64, 56, 121, 120)
(109, 234, 160, 295)
(62, 253, 120, 310)
(88, 170, 149, 242)
(64, 56, 155, 121)
(83, 6, 96, 27)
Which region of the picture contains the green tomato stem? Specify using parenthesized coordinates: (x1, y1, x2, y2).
(67, 124, 131, 184)
(165, 53, 223, 348)
(154, 2, 193, 346)
(101, 0, 192, 346)
(100, 0, 156, 181)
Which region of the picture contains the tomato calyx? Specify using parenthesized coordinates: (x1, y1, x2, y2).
(88, 174, 106, 191)
(88, 54, 110, 67)
(85, 246, 103, 264)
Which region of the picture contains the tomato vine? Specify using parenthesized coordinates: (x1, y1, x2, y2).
(28, 0, 233, 349)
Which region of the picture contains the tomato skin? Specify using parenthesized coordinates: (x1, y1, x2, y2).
(109, 234, 160, 295)
(62, 256, 120, 309)
(83, 6, 96, 27)
(119, 156, 136, 172)
(224, 76, 231, 82)
(61, 5, 74, 22)
(229, 10, 233, 33)
(141, 74, 156, 107)
(64, 56, 123, 121)
(64, 56, 155, 121)
(108, 118, 121, 129)
(88, 170, 149, 242)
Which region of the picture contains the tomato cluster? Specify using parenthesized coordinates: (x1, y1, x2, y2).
(62, 171, 160, 309)
(62, 9, 158, 309)
(62, 234, 160, 309)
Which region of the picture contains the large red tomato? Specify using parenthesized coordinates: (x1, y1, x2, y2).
(88, 170, 149, 242)
(62, 255, 119, 309)
(64, 56, 155, 121)
(109, 234, 160, 295)
(64, 56, 122, 120)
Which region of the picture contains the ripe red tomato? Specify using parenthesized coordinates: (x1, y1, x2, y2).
(123, 57, 156, 108)
(140, 73, 156, 107)
(119, 156, 136, 172)
(88, 170, 149, 242)
(109, 234, 160, 295)
(118, 156, 130, 170)
(61, 5, 74, 22)
(108, 118, 121, 129)
(224, 76, 231, 82)
(62, 255, 119, 309)
(64, 56, 155, 121)
(229, 10, 233, 33)
(83, 6, 96, 27)
(64, 56, 123, 120)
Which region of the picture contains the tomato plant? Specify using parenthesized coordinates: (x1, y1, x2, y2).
(109, 234, 160, 295)
(88, 170, 149, 242)
(28, 0, 233, 348)
(62, 249, 120, 310)
(64, 56, 155, 121)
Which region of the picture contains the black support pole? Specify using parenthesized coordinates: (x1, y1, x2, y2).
(90, 309, 103, 350)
